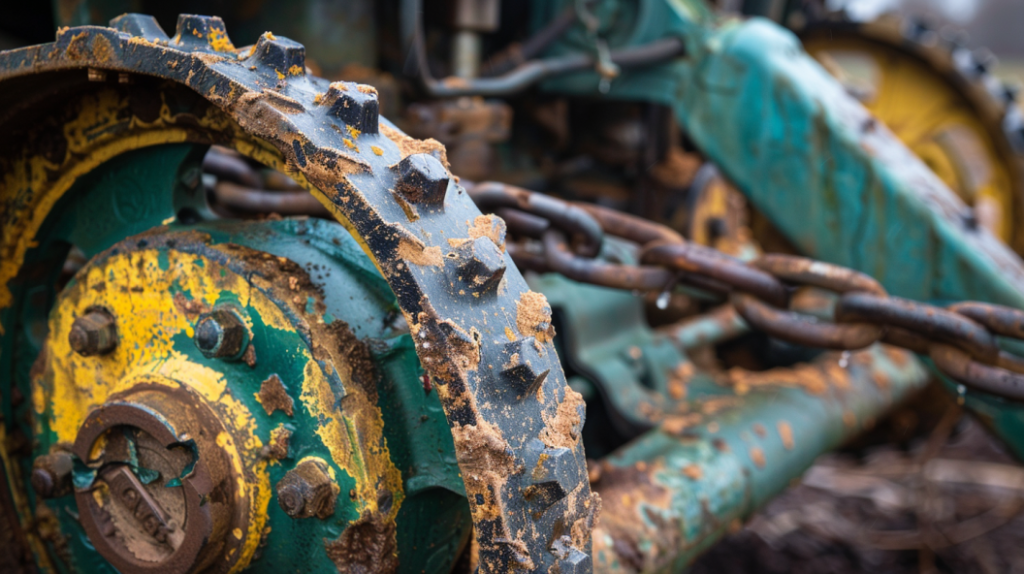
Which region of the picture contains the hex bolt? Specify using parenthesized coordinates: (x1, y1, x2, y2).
(394, 154, 450, 205)
(31, 452, 73, 499)
(456, 236, 506, 294)
(275, 459, 338, 519)
(69, 309, 118, 356)
(194, 308, 248, 359)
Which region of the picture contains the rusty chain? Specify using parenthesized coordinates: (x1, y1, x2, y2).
(467, 182, 1024, 401)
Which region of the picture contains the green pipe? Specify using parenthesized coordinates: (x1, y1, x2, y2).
(590, 343, 930, 572)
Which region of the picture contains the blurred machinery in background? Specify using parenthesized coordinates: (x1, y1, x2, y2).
(2, 1, 1024, 573)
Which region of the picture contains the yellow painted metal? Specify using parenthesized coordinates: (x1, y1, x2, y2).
(33, 244, 403, 572)
(804, 36, 1016, 243)
(0, 85, 404, 571)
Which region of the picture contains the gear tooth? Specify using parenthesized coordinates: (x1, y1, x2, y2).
(320, 81, 379, 134)
(1004, 107, 1024, 154)
(455, 236, 506, 294)
(394, 153, 449, 205)
(109, 14, 169, 41)
(1003, 82, 1020, 105)
(173, 14, 234, 51)
(500, 338, 549, 398)
(522, 439, 572, 510)
(248, 33, 306, 78)
(557, 548, 592, 574)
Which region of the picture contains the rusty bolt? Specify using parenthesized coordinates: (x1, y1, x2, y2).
(194, 308, 248, 359)
(394, 154, 449, 205)
(275, 459, 337, 519)
(456, 236, 506, 294)
(31, 452, 73, 499)
(501, 337, 549, 398)
(69, 309, 118, 356)
(523, 439, 573, 510)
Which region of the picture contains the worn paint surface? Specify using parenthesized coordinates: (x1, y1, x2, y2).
(0, 15, 593, 572)
(589, 344, 929, 572)
(30, 227, 410, 572)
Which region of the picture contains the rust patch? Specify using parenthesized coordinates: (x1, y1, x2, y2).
(324, 513, 398, 574)
(724, 359, 854, 396)
(749, 447, 765, 469)
(172, 292, 210, 321)
(660, 414, 703, 436)
(450, 419, 515, 521)
(380, 123, 449, 169)
(682, 465, 703, 480)
(261, 424, 292, 460)
(539, 388, 584, 449)
(515, 291, 553, 343)
(91, 34, 113, 63)
(667, 363, 693, 400)
(258, 374, 294, 417)
(777, 421, 794, 450)
(467, 215, 506, 252)
(409, 308, 481, 378)
(397, 237, 442, 267)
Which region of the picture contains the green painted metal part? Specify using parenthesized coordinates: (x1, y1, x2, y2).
(591, 342, 930, 572)
(9, 143, 469, 573)
(528, 266, 931, 571)
(533, 0, 1024, 458)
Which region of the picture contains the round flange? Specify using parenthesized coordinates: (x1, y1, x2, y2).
(71, 384, 237, 574)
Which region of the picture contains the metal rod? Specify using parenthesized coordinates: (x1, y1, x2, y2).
(592, 344, 931, 571)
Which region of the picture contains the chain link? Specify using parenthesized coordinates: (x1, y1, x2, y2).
(467, 181, 1024, 401)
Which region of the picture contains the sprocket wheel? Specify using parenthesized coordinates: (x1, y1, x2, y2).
(800, 12, 1024, 252)
(0, 14, 596, 574)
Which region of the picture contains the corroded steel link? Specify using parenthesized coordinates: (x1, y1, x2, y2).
(542, 229, 673, 290)
(752, 254, 887, 296)
(731, 293, 883, 350)
(731, 255, 886, 350)
(496, 207, 551, 238)
(0, 16, 595, 573)
(949, 301, 1024, 339)
(836, 293, 1002, 363)
(573, 201, 684, 245)
(469, 182, 604, 257)
(470, 182, 1024, 401)
(929, 344, 1024, 401)
(641, 242, 789, 308)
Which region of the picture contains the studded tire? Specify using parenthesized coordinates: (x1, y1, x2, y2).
(0, 14, 596, 574)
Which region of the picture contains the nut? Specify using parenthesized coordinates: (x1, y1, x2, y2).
(275, 459, 338, 519)
(194, 308, 248, 359)
(68, 309, 118, 356)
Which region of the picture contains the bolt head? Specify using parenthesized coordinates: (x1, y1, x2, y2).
(69, 310, 118, 356)
(394, 154, 449, 205)
(31, 452, 73, 499)
(194, 309, 248, 359)
(275, 459, 337, 519)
